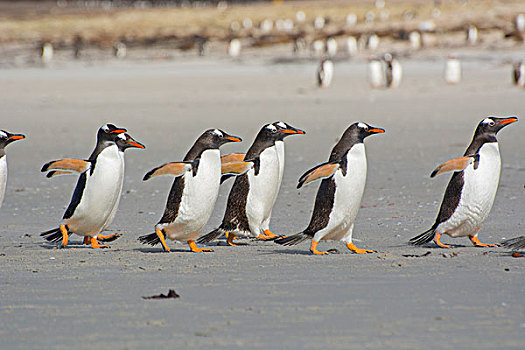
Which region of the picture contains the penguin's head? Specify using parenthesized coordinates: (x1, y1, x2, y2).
(115, 133, 145, 151)
(0, 130, 25, 150)
(342, 122, 385, 143)
(476, 116, 518, 136)
(98, 123, 127, 143)
(272, 121, 306, 140)
(201, 129, 242, 148)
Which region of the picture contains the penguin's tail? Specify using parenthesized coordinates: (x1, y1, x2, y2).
(409, 228, 436, 246)
(40, 228, 62, 243)
(501, 236, 525, 250)
(275, 232, 310, 246)
(138, 232, 160, 246)
(197, 228, 224, 244)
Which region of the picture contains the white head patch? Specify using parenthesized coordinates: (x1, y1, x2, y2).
(266, 124, 277, 131)
(117, 133, 126, 141)
(276, 121, 287, 128)
(357, 122, 368, 129)
(0, 131, 7, 139)
(101, 124, 110, 132)
(212, 129, 223, 137)
(481, 118, 494, 125)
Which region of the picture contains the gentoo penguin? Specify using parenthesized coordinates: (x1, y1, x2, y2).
(408, 31, 422, 50)
(368, 56, 384, 89)
(512, 61, 525, 87)
(40, 124, 145, 249)
(0, 130, 25, 208)
(275, 122, 385, 255)
(138, 129, 246, 253)
(228, 39, 241, 58)
(219, 121, 305, 239)
(40, 41, 53, 65)
(384, 53, 402, 89)
(501, 236, 525, 250)
(445, 55, 461, 85)
(410, 116, 518, 248)
(346, 36, 358, 57)
(317, 56, 334, 88)
(325, 37, 338, 56)
(198, 123, 293, 246)
(466, 24, 478, 45)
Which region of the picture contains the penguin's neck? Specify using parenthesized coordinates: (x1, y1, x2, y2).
(464, 134, 497, 156)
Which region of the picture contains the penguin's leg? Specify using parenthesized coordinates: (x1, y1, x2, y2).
(434, 233, 451, 248)
(343, 224, 375, 254)
(59, 225, 69, 247)
(187, 240, 213, 253)
(469, 230, 498, 247)
(310, 240, 329, 255)
(258, 229, 279, 240)
(226, 232, 246, 246)
(97, 233, 121, 242)
(89, 237, 109, 249)
(156, 229, 171, 252)
(346, 243, 376, 254)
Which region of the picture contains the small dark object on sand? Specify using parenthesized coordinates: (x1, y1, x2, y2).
(402, 251, 431, 258)
(142, 289, 180, 300)
(511, 252, 524, 258)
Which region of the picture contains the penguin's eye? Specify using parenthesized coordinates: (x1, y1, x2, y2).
(488, 121, 495, 126)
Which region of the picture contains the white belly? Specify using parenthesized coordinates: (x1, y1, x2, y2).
(445, 59, 461, 84)
(369, 61, 384, 88)
(65, 145, 125, 236)
(390, 60, 402, 88)
(163, 149, 221, 242)
(245, 146, 280, 237)
(0, 156, 7, 208)
(261, 142, 284, 230)
(314, 143, 367, 243)
(437, 143, 501, 237)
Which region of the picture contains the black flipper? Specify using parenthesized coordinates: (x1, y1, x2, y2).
(409, 228, 436, 246)
(40, 228, 62, 243)
(138, 232, 161, 246)
(220, 174, 234, 184)
(275, 233, 310, 246)
(197, 228, 223, 244)
(501, 236, 525, 250)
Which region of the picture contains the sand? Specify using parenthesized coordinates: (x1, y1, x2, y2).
(0, 51, 524, 349)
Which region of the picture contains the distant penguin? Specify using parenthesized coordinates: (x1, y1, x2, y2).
(367, 33, 380, 50)
(516, 13, 525, 32)
(501, 236, 525, 250)
(408, 31, 422, 50)
(198, 123, 292, 246)
(410, 116, 518, 248)
(368, 56, 385, 89)
(40, 42, 53, 65)
(138, 129, 245, 253)
(466, 25, 478, 45)
(314, 16, 325, 30)
(512, 61, 525, 87)
(293, 36, 307, 55)
(228, 38, 241, 57)
(346, 13, 357, 27)
(0, 130, 25, 209)
(384, 53, 402, 89)
(346, 36, 358, 57)
(312, 39, 324, 56)
(41, 124, 145, 249)
(325, 37, 338, 56)
(275, 122, 385, 255)
(445, 55, 461, 84)
(113, 41, 127, 59)
(317, 56, 334, 88)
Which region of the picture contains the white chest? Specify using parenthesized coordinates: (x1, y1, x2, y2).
(331, 144, 368, 224)
(275, 141, 285, 183)
(175, 149, 221, 230)
(0, 156, 7, 208)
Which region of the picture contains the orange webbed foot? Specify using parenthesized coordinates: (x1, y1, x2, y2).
(469, 236, 498, 247)
(434, 233, 451, 248)
(226, 232, 246, 246)
(188, 240, 213, 253)
(97, 233, 121, 242)
(310, 240, 329, 255)
(258, 229, 279, 240)
(90, 237, 109, 249)
(346, 242, 376, 254)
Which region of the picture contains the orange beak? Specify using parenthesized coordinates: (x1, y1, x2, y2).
(110, 128, 127, 134)
(499, 117, 518, 125)
(225, 136, 242, 142)
(369, 128, 385, 134)
(9, 134, 25, 140)
(280, 128, 306, 134)
(127, 141, 145, 149)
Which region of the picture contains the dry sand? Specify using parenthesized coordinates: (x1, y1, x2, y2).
(0, 50, 524, 349)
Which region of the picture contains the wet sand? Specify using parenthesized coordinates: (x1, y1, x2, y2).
(0, 54, 524, 349)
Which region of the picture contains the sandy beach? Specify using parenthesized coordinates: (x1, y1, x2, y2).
(0, 50, 524, 349)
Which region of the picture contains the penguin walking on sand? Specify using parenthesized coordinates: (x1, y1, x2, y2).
(368, 56, 384, 89)
(198, 123, 297, 246)
(317, 56, 334, 88)
(40, 124, 145, 249)
(445, 55, 461, 85)
(0, 130, 25, 208)
(410, 116, 518, 248)
(138, 129, 247, 253)
(218, 121, 305, 239)
(275, 122, 385, 255)
(512, 61, 525, 87)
